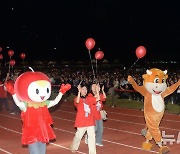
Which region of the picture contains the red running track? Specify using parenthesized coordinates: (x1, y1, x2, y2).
(0, 101, 179, 154)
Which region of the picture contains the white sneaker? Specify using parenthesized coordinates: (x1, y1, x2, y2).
(96, 143, 103, 147)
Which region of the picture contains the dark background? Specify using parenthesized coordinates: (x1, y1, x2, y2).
(0, 0, 180, 65)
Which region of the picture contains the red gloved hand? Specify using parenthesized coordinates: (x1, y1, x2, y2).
(59, 83, 71, 94)
(5, 82, 15, 95)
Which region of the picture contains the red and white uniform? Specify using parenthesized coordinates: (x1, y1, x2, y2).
(74, 97, 95, 127)
(87, 93, 106, 120)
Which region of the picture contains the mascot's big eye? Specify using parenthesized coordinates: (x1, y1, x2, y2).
(154, 78, 159, 83)
(162, 78, 165, 83)
(36, 89, 39, 94)
(47, 88, 49, 93)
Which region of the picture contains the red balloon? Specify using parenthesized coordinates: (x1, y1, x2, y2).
(20, 53, 26, 59)
(135, 46, 146, 59)
(95, 50, 104, 60)
(0, 54, 3, 60)
(8, 50, 14, 57)
(0, 47, 2, 52)
(10, 60, 15, 66)
(85, 38, 95, 50)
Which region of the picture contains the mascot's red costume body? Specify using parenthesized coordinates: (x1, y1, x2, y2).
(128, 68, 180, 154)
(5, 68, 71, 154)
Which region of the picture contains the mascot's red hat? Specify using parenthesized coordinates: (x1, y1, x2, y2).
(14, 71, 50, 102)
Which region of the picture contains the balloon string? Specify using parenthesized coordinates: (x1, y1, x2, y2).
(8, 57, 11, 73)
(96, 59, 97, 76)
(129, 58, 139, 69)
(125, 58, 139, 78)
(88, 50, 95, 79)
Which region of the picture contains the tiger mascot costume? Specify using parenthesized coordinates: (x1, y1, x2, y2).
(128, 68, 180, 154)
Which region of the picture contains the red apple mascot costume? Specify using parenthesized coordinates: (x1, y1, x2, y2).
(5, 67, 71, 154)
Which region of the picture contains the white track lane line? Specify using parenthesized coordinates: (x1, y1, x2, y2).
(0, 125, 84, 154)
(0, 122, 157, 153)
(104, 111, 180, 123)
(54, 127, 157, 153)
(58, 107, 180, 123)
(54, 110, 180, 131)
(61, 104, 180, 116)
(0, 148, 12, 154)
(0, 114, 142, 136)
(1, 113, 179, 133)
(102, 139, 158, 153)
(49, 143, 86, 154)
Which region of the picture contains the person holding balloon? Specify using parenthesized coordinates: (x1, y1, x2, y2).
(85, 38, 107, 146)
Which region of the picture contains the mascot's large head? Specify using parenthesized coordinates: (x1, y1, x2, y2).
(14, 68, 51, 103)
(142, 68, 168, 95)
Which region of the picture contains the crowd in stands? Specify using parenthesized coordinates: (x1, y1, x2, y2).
(43, 67, 180, 105)
(0, 65, 179, 114)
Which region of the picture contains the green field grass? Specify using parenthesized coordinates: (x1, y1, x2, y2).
(51, 92, 180, 115)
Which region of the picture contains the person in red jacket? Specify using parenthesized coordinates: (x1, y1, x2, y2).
(6, 74, 20, 115)
(70, 84, 96, 154)
(87, 83, 106, 147)
(0, 73, 10, 112)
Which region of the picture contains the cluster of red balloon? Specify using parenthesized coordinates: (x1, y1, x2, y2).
(7, 50, 15, 73)
(85, 38, 105, 79)
(85, 38, 105, 60)
(0, 46, 26, 74)
(0, 47, 3, 60)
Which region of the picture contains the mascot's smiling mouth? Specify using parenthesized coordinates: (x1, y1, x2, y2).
(40, 96, 45, 100)
(152, 89, 162, 94)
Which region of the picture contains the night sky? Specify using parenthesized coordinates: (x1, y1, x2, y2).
(0, 1, 180, 65)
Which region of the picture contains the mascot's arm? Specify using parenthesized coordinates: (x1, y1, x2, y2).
(48, 92, 63, 108)
(4, 82, 26, 112)
(128, 75, 146, 96)
(12, 94, 26, 112)
(48, 83, 71, 108)
(162, 79, 180, 98)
